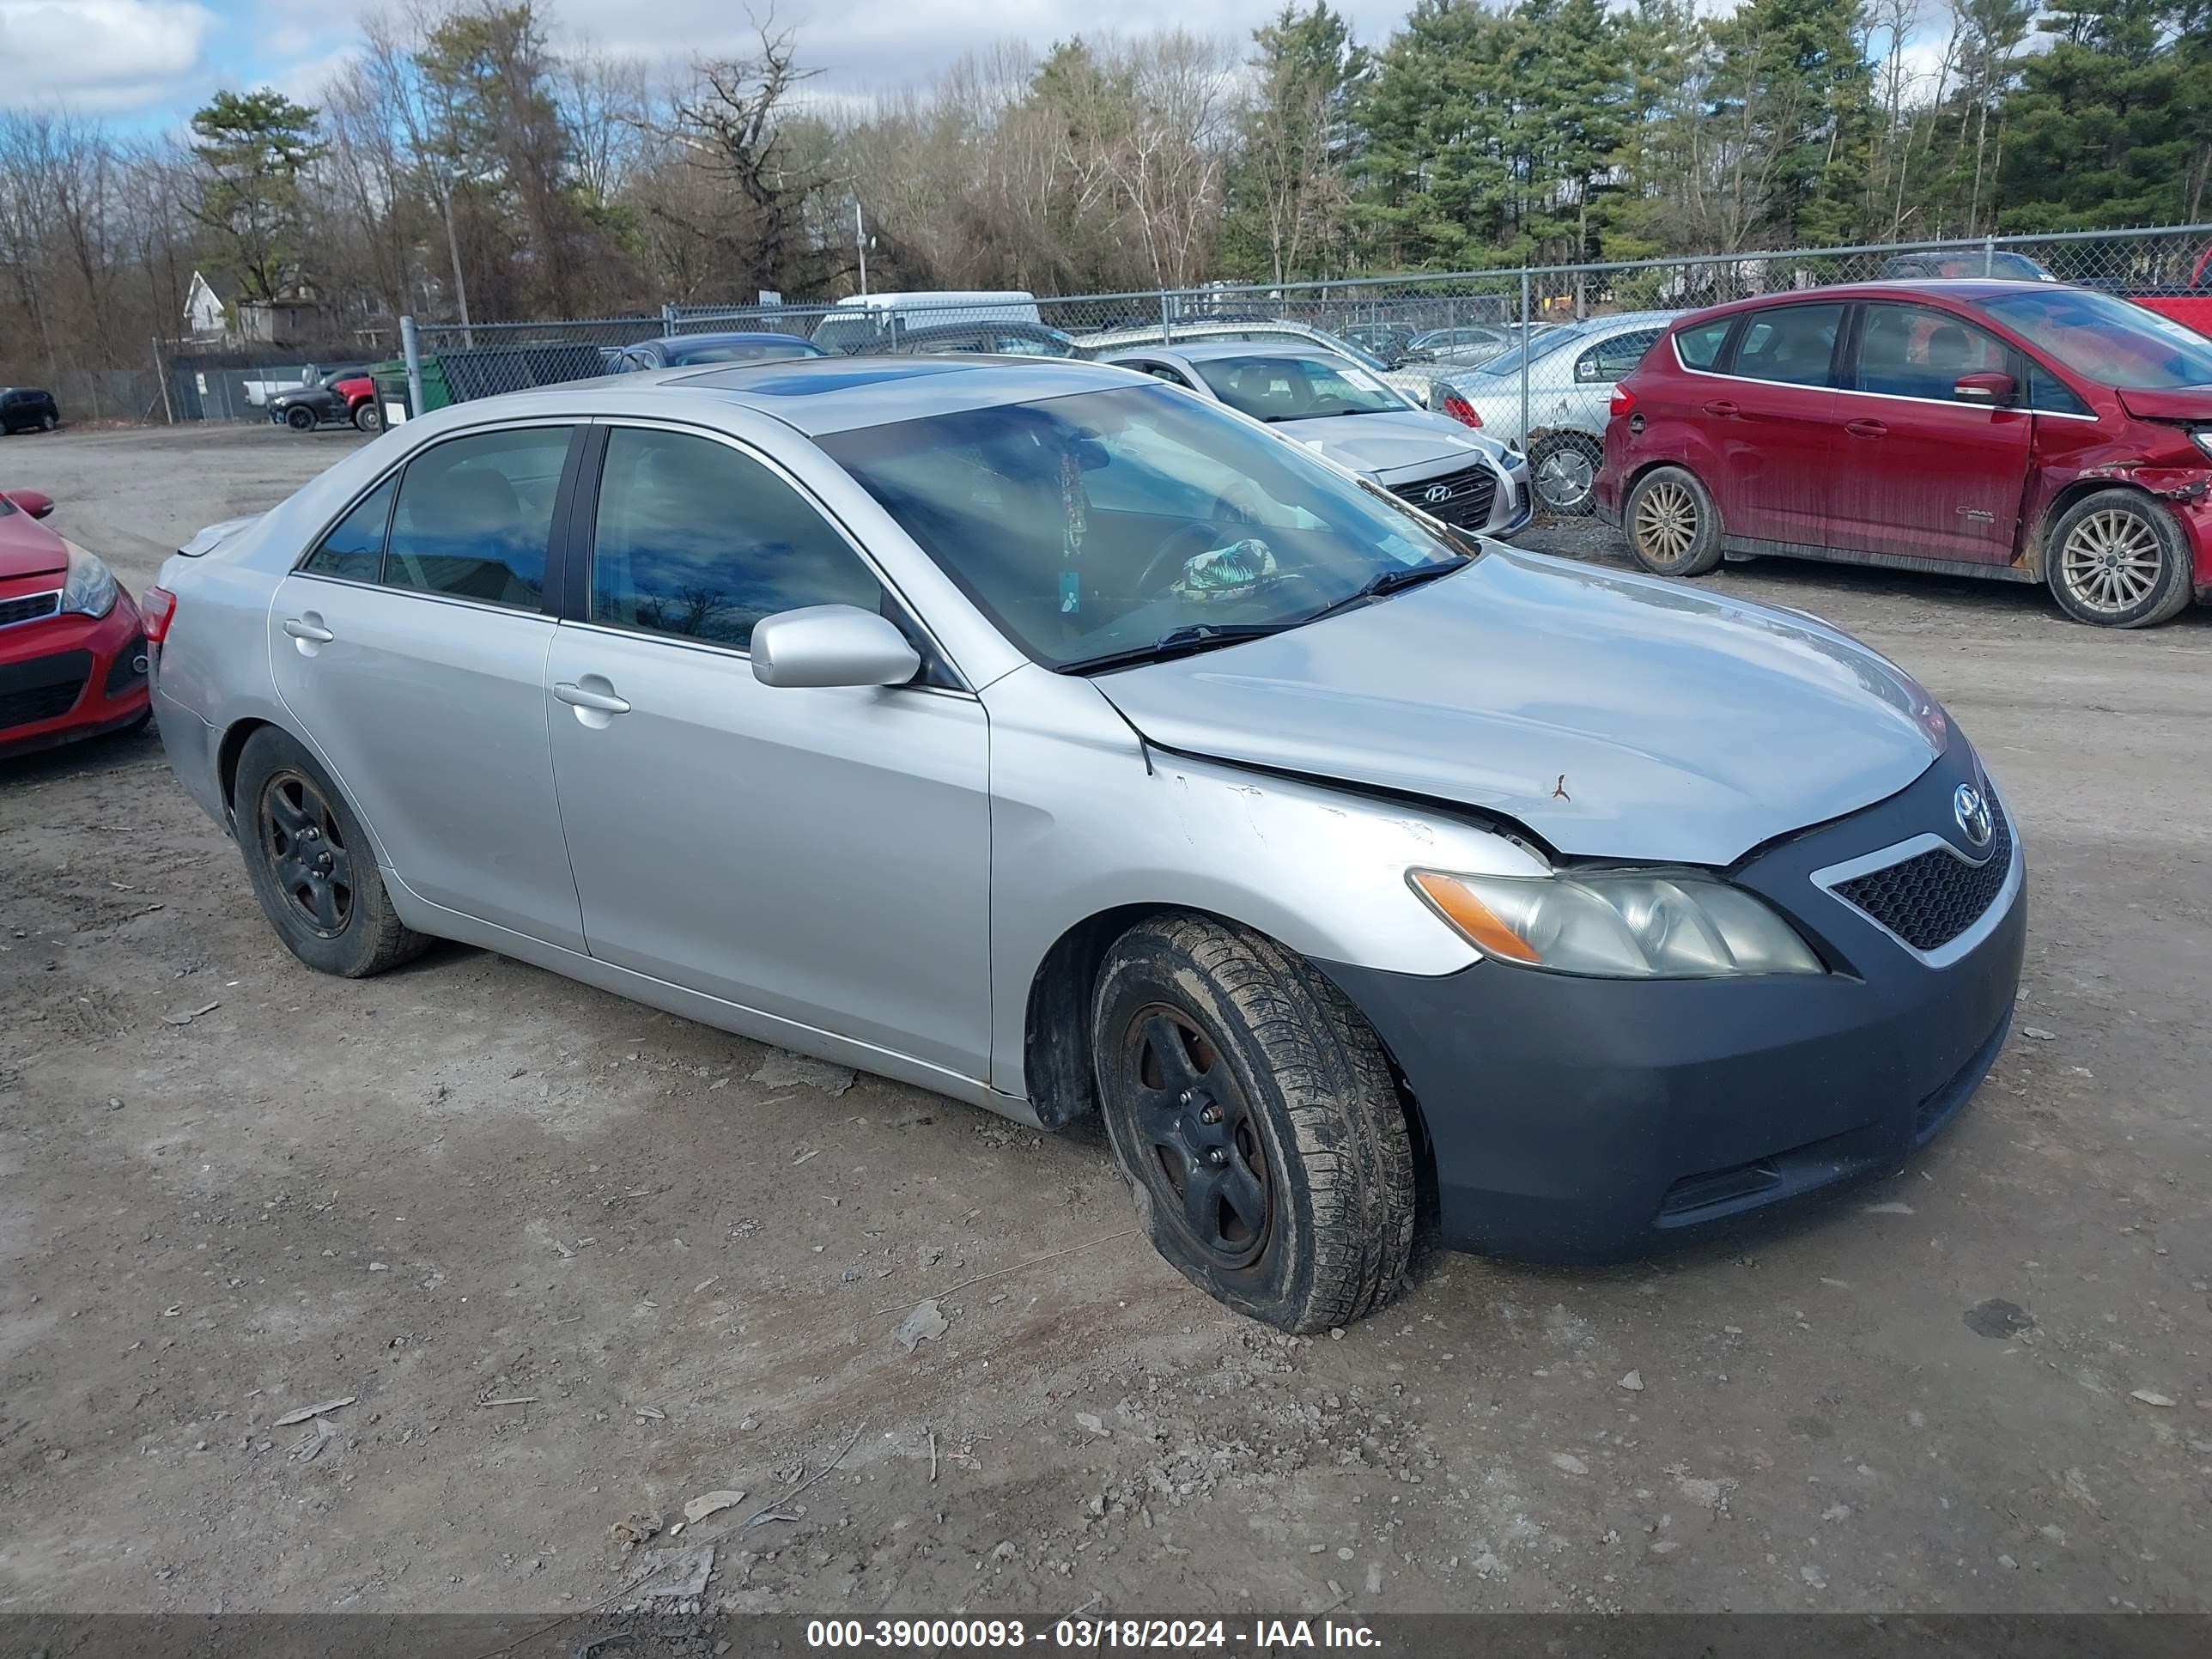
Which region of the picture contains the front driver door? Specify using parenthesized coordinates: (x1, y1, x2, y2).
(267, 422, 586, 950)
(544, 422, 994, 1079)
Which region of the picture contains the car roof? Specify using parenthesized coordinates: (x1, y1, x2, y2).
(1670, 280, 2056, 328)
(1103, 340, 1354, 366)
(639, 355, 1149, 434)
(653, 331, 816, 349)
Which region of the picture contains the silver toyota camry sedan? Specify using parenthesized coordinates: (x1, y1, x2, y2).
(146, 356, 2026, 1333)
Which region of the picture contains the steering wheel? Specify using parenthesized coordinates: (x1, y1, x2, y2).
(1136, 520, 1228, 599)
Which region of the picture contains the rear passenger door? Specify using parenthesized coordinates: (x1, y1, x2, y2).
(1824, 301, 2033, 565)
(269, 422, 587, 950)
(1700, 302, 1845, 547)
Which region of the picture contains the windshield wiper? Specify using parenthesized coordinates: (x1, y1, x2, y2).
(1062, 622, 1291, 675)
(1302, 553, 1471, 624)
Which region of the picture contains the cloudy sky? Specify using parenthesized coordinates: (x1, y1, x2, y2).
(0, 0, 1432, 125)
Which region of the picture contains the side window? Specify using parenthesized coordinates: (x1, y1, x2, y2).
(590, 427, 882, 651)
(301, 476, 398, 581)
(1853, 304, 2009, 401)
(2025, 361, 2090, 416)
(1673, 318, 1731, 370)
(384, 427, 568, 610)
(1729, 303, 1845, 387)
(1577, 328, 1662, 382)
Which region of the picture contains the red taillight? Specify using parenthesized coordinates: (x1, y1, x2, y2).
(1609, 386, 1637, 418)
(1441, 392, 1481, 428)
(142, 585, 178, 644)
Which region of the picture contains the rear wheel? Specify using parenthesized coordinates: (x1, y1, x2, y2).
(2045, 489, 2194, 629)
(234, 727, 430, 978)
(352, 400, 383, 434)
(39, 411, 58, 432)
(1529, 433, 1602, 516)
(1091, 913, 1415, 1333)
(284, 404, 317, 432)
(1625, 465, 1724, 577)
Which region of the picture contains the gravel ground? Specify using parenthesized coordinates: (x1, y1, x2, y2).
(3, 422, 2208, 1617)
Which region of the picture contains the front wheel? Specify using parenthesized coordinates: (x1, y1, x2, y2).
(1091, 914, 1415, 1333)
(233, 727, 431, 978)
(352, 400, 383, 433)
(1625, 465, 1724, 577)
(1529, 433, 1602, 515)
(39, 411, 58, 432)
(2045, 489, 2194, 628)
(284, 404, 317, 432)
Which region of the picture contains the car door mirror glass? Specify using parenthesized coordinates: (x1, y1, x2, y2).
(751, 605, 921, 689)
(1953, 371, 2015, 405)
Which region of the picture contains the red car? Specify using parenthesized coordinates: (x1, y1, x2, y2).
(1596, 281, 2212, 628)
(1, 488, 151, 756)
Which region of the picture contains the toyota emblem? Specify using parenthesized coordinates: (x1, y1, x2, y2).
(1953, 782, 1993, 849)
(1423, 483, 1453, 505)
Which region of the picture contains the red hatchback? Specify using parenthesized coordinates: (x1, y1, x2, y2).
(1595, 282, 2212, 627)
(1, 489, 151, 756)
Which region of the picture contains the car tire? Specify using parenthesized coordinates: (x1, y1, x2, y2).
(1625, 465, 1724, 578)
(1091, 912, 1415, 1333)
(352, 401, 383, 434)
(40, 411, 58, 432)
(233, 726, 431, 979)
(284, 404, 318, 432)
(2044, 488, 2195, 629)
(1529, 433, 1602, 516)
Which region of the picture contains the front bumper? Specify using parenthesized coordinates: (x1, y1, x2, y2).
(1321, 741, 2025, 1263)
(0, 589, 150, 757)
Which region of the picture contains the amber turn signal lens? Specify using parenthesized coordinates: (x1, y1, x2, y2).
(1410, 871, 1541, 963)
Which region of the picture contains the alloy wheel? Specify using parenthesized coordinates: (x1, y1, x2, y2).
(1534, 443, 1595, 511)
(2058, 508, 2163, 616)
(1119, 1005, 1273, 1270)
(1632, 479, 1699, 564)
(258, 769, 356, 937)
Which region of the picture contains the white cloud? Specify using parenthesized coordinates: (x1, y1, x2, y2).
(0, 0, 214, 111)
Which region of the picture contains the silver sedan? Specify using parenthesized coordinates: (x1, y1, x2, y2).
(147, 357, 2025, 1331)
(1097, 343, 1531, 539)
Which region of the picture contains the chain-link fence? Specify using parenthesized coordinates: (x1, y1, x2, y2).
(386, 223, 2211, 497)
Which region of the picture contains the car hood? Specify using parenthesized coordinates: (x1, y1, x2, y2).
(1091, 547, 1944, 866)
(1279, 411, 1498, 480)
(2114, 385, 2212, 422)
(0, 512, 69, 580)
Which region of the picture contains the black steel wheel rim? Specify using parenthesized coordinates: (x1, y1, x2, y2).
(1118, 1004, 1273, 1270)
(258, 769, 355, 938)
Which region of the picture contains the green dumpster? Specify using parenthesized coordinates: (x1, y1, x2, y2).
(369, 356, 453, 425)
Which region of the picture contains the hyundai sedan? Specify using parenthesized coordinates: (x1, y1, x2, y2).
(147, 357, 2025, 1331)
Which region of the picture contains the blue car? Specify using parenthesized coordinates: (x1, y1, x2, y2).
(611, 331, 826, 372)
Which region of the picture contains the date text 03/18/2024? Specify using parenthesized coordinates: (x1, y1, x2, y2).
(804, 1618, 1382, 1649)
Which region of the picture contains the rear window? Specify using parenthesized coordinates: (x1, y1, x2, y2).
(1673, 319, 1730, 370)
(1729, 303, 1845, 386)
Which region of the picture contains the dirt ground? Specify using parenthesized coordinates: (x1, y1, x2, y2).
(3, 422, 2208, 1618)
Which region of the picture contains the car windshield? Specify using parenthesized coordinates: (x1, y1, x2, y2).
(1978, 288, 2212, 388)
(817, 383, 1470, 672)
(669, 339, 819, 366)
(1193, 355, 1407, 420)
(1470, 327, 1585, 380)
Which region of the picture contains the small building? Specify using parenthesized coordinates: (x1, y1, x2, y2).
(237, 297, 331, 347)
(184, 269, 240, 339)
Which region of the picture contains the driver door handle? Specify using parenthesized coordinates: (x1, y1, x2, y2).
(1845, 418, 1889, 438)
(1701, 399, 1738, 417)
(554, 681, 631, 714)
(283, 617, 335, 642)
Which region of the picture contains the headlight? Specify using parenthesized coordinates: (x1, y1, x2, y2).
(1410, 867, 1824, 979)
(2192, 430, 2212, 460)
(60, 545, 118, 619)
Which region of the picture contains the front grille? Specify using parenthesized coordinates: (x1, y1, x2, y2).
(0, 590, 61, 629)
(1393, 462, 1498, 529)
(0, 672, 88, 732)
(1834, 794, 2012, 951)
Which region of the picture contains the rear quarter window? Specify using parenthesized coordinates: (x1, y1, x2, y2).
(1673, 319, 1730, 370)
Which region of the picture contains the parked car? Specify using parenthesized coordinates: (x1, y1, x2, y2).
(811, 290, 1042, 354)
(1074, 319, 1441, 409)
(611, 331, 826, 371)
(1, 386, 61, 434)
(2122, 240, 2212, 338)
(877, 321, 1086, 358)
(1098, 343, 1530, 538)
(1, 487, 151, 756)
(1404, 323, 1563, 368)
(1336, 323, 1421, 365)
(149, 356, 2023, 1330)
(270, 369, 380, 433)
(1878, 250, 2058, 283)
(1432, 312, 1678, 514)
(1596, 280, 2212, 628)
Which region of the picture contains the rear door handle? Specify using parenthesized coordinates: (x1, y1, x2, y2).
(282, 617, 334, 642)
(554, 681, 631, 714)
(1701, 399, 1739, 416)
(1845, 418, 1889, 438)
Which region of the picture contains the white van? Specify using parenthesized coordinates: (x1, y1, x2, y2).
(811, 291, 1042, 354)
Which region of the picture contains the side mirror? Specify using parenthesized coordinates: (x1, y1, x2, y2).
(751, 605, 921, 690)
(1953, 371, 2016, 405)
(9, 489, 54, 519)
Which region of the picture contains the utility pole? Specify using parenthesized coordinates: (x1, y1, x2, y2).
(856, 203, 869, 297)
